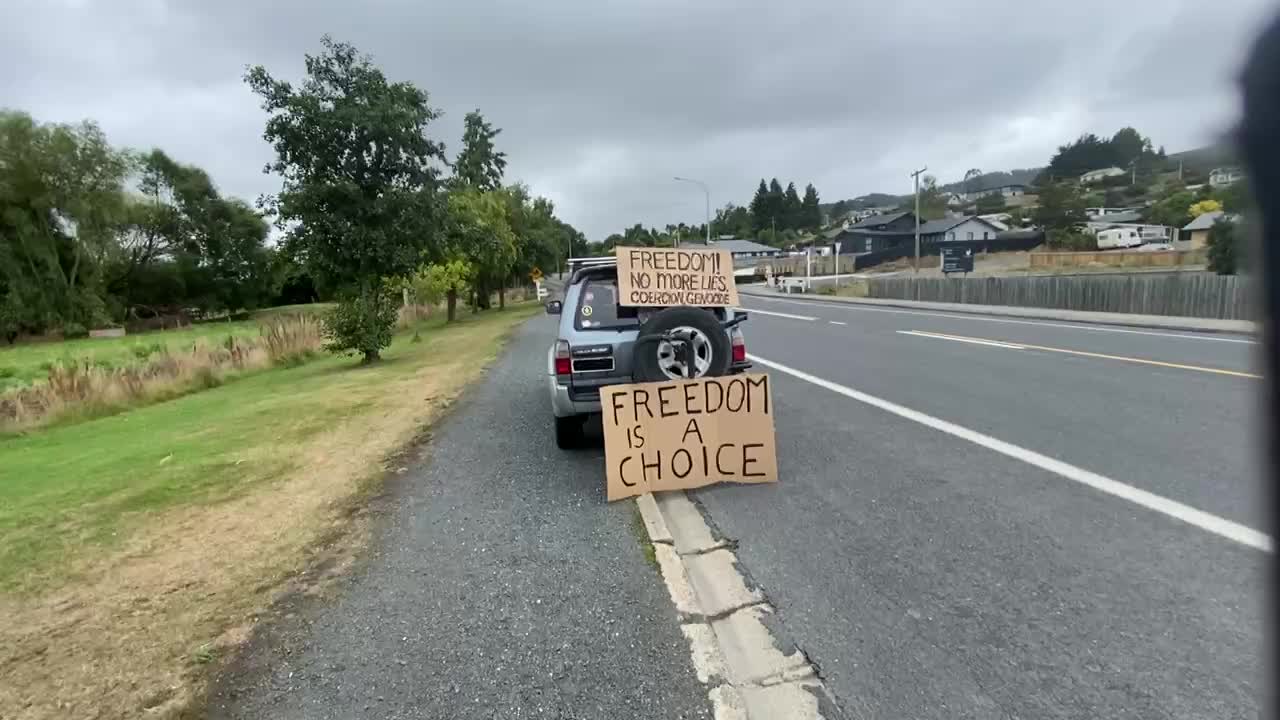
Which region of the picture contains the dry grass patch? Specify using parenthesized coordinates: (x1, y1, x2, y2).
(0, 305, 538, 719)
(0, 316, 323, 432)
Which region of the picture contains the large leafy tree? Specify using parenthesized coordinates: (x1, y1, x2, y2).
(453, 110, 507, 191)
(0, 111, 130, 333)
(1032, 182, 1088, 231)
(245, 36, 446, 362)
(116, 149, 274, 315)
(444, 189, 515, 315)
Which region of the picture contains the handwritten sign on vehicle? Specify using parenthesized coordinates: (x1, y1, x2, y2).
(601, 373, 777, 501)
(615, 246, 740, 307)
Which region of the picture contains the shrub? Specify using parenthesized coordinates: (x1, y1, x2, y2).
(1207, 218, 1240, 275)
(323, 288, 398, 363)
(1046, 228, 1096, 251)
(62, 322, 89, 339)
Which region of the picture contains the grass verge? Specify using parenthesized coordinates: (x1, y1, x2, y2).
(0, 303, 539, 719)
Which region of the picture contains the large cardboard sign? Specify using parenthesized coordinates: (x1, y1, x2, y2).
(615, 246, 740, 307)
(601, 373, 777, 501)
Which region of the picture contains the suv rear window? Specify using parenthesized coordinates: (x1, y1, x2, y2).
(574, 278, 639, 331)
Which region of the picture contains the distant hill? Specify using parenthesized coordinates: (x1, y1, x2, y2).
(818, 193, 903, 214)
(937, 168, 1041, 194)
(1167, 141, 1237, 177)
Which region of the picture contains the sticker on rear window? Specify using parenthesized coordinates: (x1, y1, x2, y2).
(581, 305, 593, 317)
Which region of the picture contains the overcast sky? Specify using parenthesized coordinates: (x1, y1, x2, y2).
(2, 0, 1274, 240)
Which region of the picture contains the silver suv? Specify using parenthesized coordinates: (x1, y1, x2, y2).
(545, 257, 751, 448)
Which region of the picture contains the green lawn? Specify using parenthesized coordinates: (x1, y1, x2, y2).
(0, 304, 538, 593)
(0, 304, 332, 392)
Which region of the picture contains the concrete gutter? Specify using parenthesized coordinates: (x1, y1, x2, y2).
(740, 285, 1256, 335)
(635, 492, 844, 720)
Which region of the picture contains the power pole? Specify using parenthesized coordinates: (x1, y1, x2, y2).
(911, 166, 928, 274)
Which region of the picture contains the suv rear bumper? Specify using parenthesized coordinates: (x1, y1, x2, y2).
(548, 360, 753, 418)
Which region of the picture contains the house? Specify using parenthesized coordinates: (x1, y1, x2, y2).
(1079, 167, 1126, 184)
(834, 211, 920, 253)
(957, 184, 1028, 202)
(1209, 167, 1244, 188)
(1086, 206, 1136, 219)
(1182, 211, 1226, 249)
(707, 238, 782, 261)
(918, 216, 1006, 244)
(977, 213, 1012, 231)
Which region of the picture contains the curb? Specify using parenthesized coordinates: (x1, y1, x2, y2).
(635, 492, 843, 720)
(739, 286, 1256, 335)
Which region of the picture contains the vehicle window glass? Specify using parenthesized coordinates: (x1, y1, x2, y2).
(575, 277, 639, 330)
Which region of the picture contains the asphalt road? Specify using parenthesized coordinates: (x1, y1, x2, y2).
(211, 299, 1267, 719)
(698, 293, 1267, 718)
(209, 319, 711, 720)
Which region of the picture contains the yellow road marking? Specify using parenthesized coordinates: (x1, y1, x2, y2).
(904, 330, 1262, 379)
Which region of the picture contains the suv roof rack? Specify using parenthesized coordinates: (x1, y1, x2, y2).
(567, 256, 616, 268)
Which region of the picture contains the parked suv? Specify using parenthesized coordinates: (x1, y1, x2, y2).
(545, 257, 750, 448)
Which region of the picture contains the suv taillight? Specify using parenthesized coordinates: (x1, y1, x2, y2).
(731, 329, 746, 363)
(554, 340, 572, 375)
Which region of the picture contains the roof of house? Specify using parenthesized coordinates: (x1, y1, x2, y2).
(712, 238, 779, 254)
(848, 211, 912, 230)
(1183, 211, 1225, 231)
(1090, 210, 1143, 223)
(918, 216, 1005, 235)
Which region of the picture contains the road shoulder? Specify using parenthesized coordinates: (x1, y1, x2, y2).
(208, 318, 712, 720)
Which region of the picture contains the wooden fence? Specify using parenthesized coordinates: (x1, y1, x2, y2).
(1029, 249, 1207, 269)
(862, 272, 1251, 319)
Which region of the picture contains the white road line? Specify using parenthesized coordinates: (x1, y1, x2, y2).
(898, 330, 1026, 350)
(743, 307, 817, 321)
(744, 296, 1256, 344)
(749, 353, 1273, 553)
(829, 321, 847, 326)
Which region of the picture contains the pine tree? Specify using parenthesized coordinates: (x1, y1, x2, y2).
(801, 183, 821, 229)
(782, 182, 802, 230)
(766, 178, 784, 230)
(749, 179, 769, 232)
(453, 110, 507, 191)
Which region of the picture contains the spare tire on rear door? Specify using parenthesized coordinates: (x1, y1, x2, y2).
(632, 306, 731, 383)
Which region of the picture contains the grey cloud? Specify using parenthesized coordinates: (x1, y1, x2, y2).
(2, 0, 1273, 240)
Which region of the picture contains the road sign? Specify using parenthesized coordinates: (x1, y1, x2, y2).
(530, 267, 544, 282)
(941, 246, 974, 274)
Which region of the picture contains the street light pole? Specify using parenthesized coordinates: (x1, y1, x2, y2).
(674, 176, 711, 245)
(911, 166, 928, 274)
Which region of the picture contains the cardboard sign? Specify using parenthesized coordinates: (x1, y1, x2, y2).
(615, 246, 740, 307)
(601, 373, 777, 501)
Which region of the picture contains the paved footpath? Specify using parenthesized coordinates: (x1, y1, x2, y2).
(209, 318, 710, 719)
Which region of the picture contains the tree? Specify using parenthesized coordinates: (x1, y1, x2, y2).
(1110, 127, 1151, 168)
(975, 193, 1006, 214)
(1188, 199, 1223, 218)
(901, 175, 949, 220)
(443, 189, 515, 313)
(453, 110, 507, 191)
(412, 259, 472, 321)
(766, 178, 785, 229)
(963, 168, 984, 198)
(0, 111, 130, 332)
(245, 36, 446, 362)
(782, 182, 802, 230)
(1032, 182, 1088, 231)
(828, 199, 849, 224)
(749, 179, 769, 232)
(1145, 189, 1196, 228)
(800, 184, 821, 230)
(1206, 218, 1239, 275)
